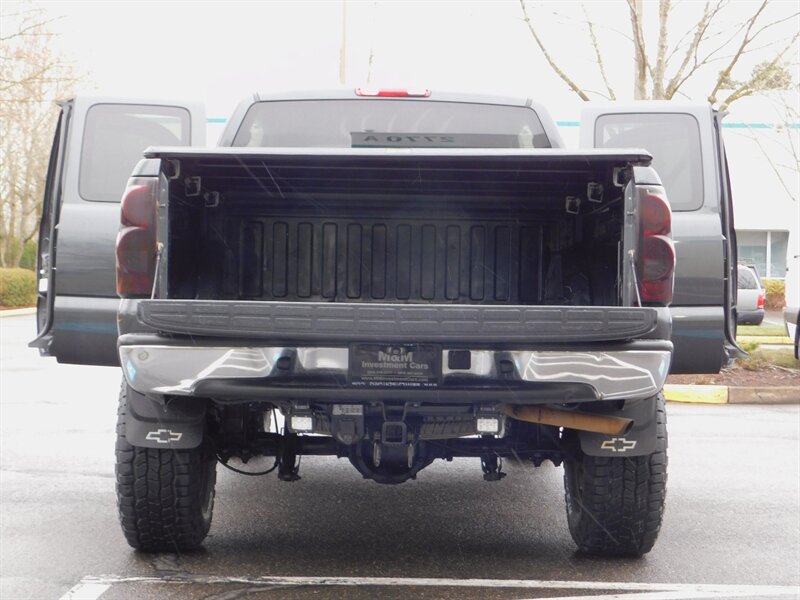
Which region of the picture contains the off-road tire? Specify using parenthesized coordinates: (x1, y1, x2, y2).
(115, 381, 216, 552)
(563, 394, 667, 557)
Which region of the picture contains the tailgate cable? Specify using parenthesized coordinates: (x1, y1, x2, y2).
(151, 243, 164, 299)
(628, 250, 642, 307)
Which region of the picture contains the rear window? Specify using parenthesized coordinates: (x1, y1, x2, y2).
(737, 266, 760, 289)
(79, 104, 190, 202)
(595, 113, 703, 211)
(233, 100, 551, 149)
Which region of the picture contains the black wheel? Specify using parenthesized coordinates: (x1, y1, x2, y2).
(115, 381, 216, 552)
(563, 394, 667, 557)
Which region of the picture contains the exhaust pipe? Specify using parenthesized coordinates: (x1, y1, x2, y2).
(503, 405, 633, 435)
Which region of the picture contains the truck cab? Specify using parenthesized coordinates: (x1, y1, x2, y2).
(30, 98, 205, 364)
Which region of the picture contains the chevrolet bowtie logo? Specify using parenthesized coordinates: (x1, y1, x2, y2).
(600, 437, 637, 452)
(145, 429, 183, 444)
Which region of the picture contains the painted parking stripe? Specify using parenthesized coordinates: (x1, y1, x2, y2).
(519, 592, 767, 600)
(58, 582, 110, 600)
(521, 593, 723, 600)
(62, 575, 800, 598)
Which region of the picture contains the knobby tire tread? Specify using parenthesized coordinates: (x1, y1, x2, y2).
(115, 381, 215, 552)
(564, 394, 667, 557)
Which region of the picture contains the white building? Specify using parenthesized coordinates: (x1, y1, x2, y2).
(720, 94, 799, 281)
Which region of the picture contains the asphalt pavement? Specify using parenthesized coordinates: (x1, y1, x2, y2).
(1, 314, 799, 600)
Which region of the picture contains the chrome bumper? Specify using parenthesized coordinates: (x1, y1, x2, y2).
(119, 345, 671, 402)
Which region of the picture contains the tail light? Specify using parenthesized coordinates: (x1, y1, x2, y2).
(641, 191, 671, 236)
(116, 177, 158, 297)
(637, 191, 675, 305)
(757, 290, 765, 310)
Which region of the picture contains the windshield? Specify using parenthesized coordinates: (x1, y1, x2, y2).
(232, 99, 551, 149)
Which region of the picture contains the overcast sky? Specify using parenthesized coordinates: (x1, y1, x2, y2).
(27, 0, 799, 125)
(36, 1, 554, 118)
(20, 0, 798, 223)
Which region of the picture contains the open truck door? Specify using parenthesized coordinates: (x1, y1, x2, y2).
(580, 103, 740, 374)
(29, 97, 205, 366)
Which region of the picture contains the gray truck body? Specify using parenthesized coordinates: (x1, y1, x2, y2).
(30, 90, 737, 556)
(31, 92, 737, 374)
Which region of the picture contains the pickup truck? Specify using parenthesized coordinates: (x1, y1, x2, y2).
(30, 89, 739, 557)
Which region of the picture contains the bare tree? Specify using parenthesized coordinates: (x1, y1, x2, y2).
(519, 0, 799, 109)
(732, 88, 800, 204)
(0, 3, 77, 267)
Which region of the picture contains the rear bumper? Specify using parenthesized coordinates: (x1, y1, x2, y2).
(119, 338, 672, 403)
(737, 308, 764, 325)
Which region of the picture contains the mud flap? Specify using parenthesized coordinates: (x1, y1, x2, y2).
(579, 397, 658, 457)
(124, 386, 206, 449)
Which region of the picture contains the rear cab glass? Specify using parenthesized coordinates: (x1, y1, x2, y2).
(595, 113, 703, 211)
(737, 266, 760, 289)
(232, 100, 551, 148)
(79, 104, 190, 202)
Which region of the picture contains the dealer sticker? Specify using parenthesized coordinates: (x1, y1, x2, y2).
(349, 344, 440, 388)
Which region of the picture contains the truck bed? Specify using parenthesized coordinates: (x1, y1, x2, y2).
(149, 148, 651, 308)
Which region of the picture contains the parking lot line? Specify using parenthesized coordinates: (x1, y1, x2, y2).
(518, 591, 772, 600)
(58, 581, 110, 600)
(520, 593, 723, 600)
(60, 574, 800, 598)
